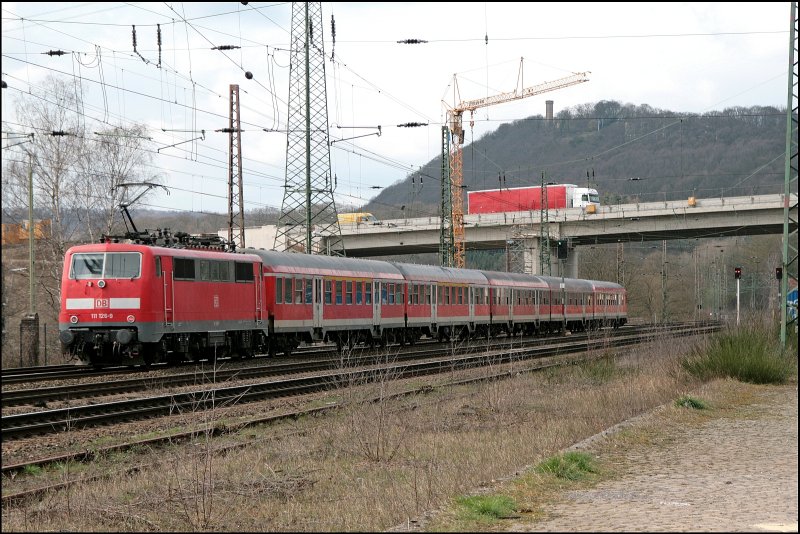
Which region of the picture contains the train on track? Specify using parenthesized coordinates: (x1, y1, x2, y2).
(59, 234, 627, 367)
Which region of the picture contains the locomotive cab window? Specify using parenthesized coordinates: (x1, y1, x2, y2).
(235, 262, 254, 282)
(71, 252, 141, 279)
(218, 261, 231, 282)
(174, 258, 195, 280)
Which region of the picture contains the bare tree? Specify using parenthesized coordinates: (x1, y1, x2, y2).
(79, 123, 161, 240)
(1, 73, 163, 329)
(2, 74, 86, 262)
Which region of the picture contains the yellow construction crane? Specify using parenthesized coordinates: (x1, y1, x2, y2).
(442, 61, 590, 268)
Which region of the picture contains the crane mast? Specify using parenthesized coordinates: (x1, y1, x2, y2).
(443, 63, 589, 267)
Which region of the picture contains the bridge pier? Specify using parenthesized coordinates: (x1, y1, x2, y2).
(519, 238, 579, 278)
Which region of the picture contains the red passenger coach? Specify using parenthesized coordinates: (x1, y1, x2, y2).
(59, 242, 264, 366)
(248, 249, 406, 353)
(588, 280, 628, 327)
(390, 263, 490, 342)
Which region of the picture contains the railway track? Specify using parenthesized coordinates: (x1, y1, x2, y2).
(1, 322, 720, 506)
(1, 323, 685, 407)
(1, 322, 694, 386)
(0, 343, 339, 386)
(1, 323, 717, 440)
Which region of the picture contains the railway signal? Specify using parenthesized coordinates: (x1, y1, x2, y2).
(734, 267, 741, 279)
(776, 267, 783, 280)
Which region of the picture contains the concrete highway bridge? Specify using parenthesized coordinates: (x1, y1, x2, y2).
(328, 193, 796, 276)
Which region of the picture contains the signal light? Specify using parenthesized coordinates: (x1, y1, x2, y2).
(776, 267, 783, 280)
(734, 267, 741, 279)
(557, 240, 568, 260)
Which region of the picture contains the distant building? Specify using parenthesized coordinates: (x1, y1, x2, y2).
(217, 224, 282, 250)
(1, 219, 51, 245)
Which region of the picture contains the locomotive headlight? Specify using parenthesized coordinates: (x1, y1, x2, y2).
(70, 315, 79, 324)
(127, 315, 135, 323)
(97, 280, 106, 288)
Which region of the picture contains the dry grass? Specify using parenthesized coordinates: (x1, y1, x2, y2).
(2, 333, 709, 532)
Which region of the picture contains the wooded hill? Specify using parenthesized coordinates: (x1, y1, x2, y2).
(364, 101, 788, 219)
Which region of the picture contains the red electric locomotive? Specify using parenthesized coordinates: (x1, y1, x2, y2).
(59, 241, 265, 366)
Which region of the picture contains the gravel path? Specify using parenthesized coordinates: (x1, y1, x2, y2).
(508, 383, 798, 532)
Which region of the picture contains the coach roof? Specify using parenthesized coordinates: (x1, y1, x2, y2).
(389, 262, 488, 285)
(241, 248, 404, 278)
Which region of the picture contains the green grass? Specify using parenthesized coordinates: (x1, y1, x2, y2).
(22, 464, 43, 476)
(534, 451, 598, 481)
(455, 494, 517, 522)
(675, 395, 709, 410)
(578, 355, 617, 384)
(681, 324, 796, 384)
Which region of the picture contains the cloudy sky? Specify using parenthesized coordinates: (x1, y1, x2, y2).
(1, 2, 792, 217)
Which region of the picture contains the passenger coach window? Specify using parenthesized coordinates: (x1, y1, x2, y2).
(305, 278, 313, 304)
(325, 280, 332, 304)
(285, 279, 293, 304)
(346, 281, 353, 304)
(295, 280, 304, 304)
(365, 283, 372, 305)
(336, 281, 343, 304)
(276, 278, 283, 303)
(356, 282, 363, 305)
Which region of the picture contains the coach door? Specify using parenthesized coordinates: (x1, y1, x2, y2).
(467, 286, 474, 323)
(313, 278, 323, 329)
(431, 284, 438, 325)
(373, 281, 381, 325)
(254, 264, 264, 325)
(159, 255, 174, 327)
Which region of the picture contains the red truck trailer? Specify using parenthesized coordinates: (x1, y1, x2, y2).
(466, 184, 600, 214)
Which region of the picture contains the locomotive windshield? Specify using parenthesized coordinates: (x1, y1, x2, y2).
(70, 252, 141, 279)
